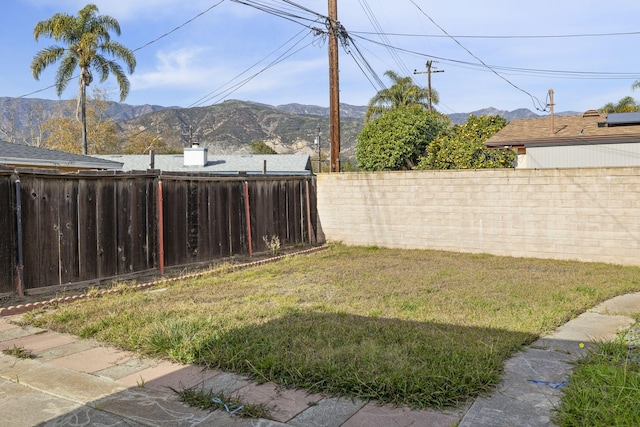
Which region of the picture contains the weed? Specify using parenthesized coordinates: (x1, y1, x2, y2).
(262, 235, 281, 256)
(172, 385, 271, 419)
(2, 346, 34, 359)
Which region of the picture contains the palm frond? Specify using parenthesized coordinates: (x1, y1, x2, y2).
(31, 46, 66, 79)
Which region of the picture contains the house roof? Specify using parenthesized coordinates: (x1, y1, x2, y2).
(485, 111, 640, 148)
(95, 154, 313, 175)
(0, 140, 123, 170)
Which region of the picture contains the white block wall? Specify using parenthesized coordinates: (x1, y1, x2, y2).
(317, 168, 640, 266)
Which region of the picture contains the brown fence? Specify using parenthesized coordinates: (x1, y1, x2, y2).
(0, 171, 16, 292)
(0, 169, 318, 295)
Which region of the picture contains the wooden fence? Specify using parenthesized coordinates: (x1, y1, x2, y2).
(0, 169, 318, 295)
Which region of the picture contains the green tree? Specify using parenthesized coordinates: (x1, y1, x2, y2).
(356, 107, 449, 171)
(250, 141, 277, 154)
(365, 70, 438, 122)
(31, 3, 136, 155)
(416, 115, 514, 170)
(599, 96, 640, 113)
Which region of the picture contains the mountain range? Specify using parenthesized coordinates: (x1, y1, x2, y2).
(0, 97, 578, 159)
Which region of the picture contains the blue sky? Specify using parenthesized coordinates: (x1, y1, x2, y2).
(2, 0, 640, 114)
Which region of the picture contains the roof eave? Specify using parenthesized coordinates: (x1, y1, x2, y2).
(0, 157, 123, 170)
(486, 134, 640, 148)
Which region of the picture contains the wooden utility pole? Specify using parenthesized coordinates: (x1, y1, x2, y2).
(328, 0, 341, 172)
(315, 124, 321, 173)
(548, 88, 555, 134)
(414, 60, 444, 112)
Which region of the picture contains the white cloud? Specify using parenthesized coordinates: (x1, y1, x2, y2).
(130, 47, 214, 89)
(26, 0, 217, 21)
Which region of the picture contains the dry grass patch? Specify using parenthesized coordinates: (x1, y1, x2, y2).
(23, 244, 640, 409)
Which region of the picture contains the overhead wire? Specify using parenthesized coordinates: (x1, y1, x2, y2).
(13, 0, 640, 108)
(407, 0, 548, 112)
(189, 0, 388, 106)
(228, 0, 323, 26)
(352, 35, 640, 81)
(16, 0, 640, 109)
(350, 29, 640, 39)
(8, 0, 228, 103)
(188, 28, 315, 107)
(132, 0, 225, 52)
(357, 0, 412, 78)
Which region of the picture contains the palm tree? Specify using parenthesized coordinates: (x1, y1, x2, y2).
(365, 70, 438, 122)
(599, 96, 640, 113)
(31, 4, 136, 154)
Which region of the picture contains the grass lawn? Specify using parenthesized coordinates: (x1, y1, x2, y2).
(22, 244, 640, 409)
(554, 325, 640, 426)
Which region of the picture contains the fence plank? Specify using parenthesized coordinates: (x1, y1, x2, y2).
(0, 173, 15, 293)
(77, 178, 98, 281)
(59, 179, 79, 284)
(21, 176, 60, 289)
(96, 178, 118, 278)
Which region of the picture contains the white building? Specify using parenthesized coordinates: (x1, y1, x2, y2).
(485, 111, 640, 168)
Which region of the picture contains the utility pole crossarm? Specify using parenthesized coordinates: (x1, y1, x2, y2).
(414, 60, 444, 112)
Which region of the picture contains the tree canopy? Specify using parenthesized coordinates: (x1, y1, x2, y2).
(365, 70, 438, 122)
(356, 107, 449, 171)
(599, 96, 640, 113)
(41, 89, 118, 154)
(31, 4, 136, 154)
(250, 141, 277, 154)
(416, 114, 513, 170)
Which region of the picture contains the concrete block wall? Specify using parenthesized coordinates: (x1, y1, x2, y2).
(316, 168, 640, 266)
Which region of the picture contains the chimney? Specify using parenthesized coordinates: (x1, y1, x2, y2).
(184, 142, 208, 167)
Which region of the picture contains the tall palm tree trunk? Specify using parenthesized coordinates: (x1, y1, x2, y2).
(80, 84, 88, 154)
(77, 67, 92, 154)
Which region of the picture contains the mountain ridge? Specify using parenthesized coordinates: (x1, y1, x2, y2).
(0, 96, 579, 158)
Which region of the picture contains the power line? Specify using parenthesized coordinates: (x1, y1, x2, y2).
(10, 1, 228, 103)
(408, 0, 547, 112)
(350, 29, 640, 39)
(357, 0, 412, 78)
(351, 34, 640, 80)
(188, 28, 314, 107)
(132, 0, 226, 52)
(228, 0, 324, 27)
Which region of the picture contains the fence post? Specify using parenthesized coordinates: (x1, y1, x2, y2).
(305, 179, 314, 244)
(244, 181, 253, 257)
(158, 179, 165, 274)
(14, 177, 24, 296)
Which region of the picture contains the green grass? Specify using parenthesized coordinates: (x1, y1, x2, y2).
(22, 244, 640, 409)
(554, 333, 640, 427)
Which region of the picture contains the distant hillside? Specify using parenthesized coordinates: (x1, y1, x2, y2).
(447, 107, 580, 125)
(116, 100, 365, 158)
(276, 103, 368, 119)
(0, 96, 578, 158)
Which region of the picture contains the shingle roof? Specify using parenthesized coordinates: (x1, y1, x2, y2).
(0, 140, 123, 170)
(95, 154, 313, 175)
(485, 111, 640, 148)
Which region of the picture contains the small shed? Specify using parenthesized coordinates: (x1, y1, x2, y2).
(485, 111, 640, 168)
